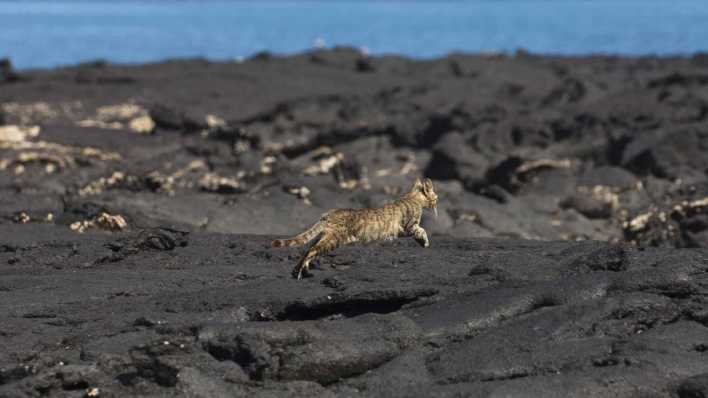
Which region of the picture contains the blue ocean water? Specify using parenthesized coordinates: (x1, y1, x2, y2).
(1, 1, 707, 70)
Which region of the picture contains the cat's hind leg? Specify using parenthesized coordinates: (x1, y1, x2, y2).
(292, 233, 340, 279)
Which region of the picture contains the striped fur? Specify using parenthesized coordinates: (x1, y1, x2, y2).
(273, 178, 438, 279)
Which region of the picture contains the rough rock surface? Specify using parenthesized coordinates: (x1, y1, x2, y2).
(1, 49, 708, 397)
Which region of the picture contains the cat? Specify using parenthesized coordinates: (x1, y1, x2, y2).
(272, 178, 438, 279)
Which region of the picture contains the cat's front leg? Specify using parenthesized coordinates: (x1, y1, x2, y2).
(411, 225, 429, 248)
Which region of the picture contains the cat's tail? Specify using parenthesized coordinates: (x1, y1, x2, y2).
(272, 220, 324, 248)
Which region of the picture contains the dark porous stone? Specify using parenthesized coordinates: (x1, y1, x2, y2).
(1, 50, 708, 397)
(677, 373, 708, 398)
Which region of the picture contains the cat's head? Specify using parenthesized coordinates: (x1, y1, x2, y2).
(410, 178, 439, 216)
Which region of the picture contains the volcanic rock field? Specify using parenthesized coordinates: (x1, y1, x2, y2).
(1, 49, 708, 397)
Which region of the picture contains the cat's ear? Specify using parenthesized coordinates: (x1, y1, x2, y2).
(422, 178, 434, 194)
(412, 178, 423, 191)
